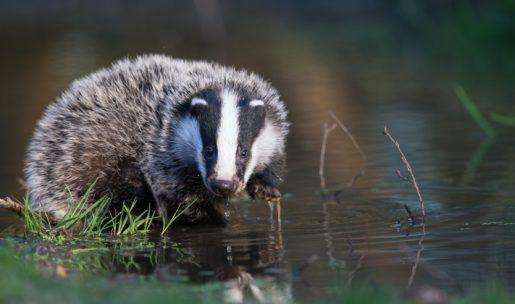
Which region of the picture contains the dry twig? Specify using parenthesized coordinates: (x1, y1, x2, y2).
(319, 122, 337, 190)
(408, 225, 426, 287)
(319, 112, 368, 191)
(346, 169, 365, 188)
(382, 126, 426, 221)
(0, 197, 24, 217)
(328, 111, 367, 188)
(346, 254, 365, 288)
(396, 169, 409, 182)
(0, 196, 59, 224)
(329, 111, 367, 162)
(382, 126, 427, 287)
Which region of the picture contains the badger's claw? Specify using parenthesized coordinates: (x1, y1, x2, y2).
(247, 182, 281, 202)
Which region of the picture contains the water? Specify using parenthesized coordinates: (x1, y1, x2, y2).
(1, 1, 515, 301)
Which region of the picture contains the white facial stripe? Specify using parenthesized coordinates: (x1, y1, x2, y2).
(243, 119, 283, 184)
(249, 99, 264, 107)
(173, 115, 206, 179)
(191, 97, 208, 107)
(215, 90, 239, 180)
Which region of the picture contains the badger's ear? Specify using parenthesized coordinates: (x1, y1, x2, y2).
(248, 99, 264, 107)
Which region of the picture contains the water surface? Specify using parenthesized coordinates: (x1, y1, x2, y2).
(1, 1, 514, 301)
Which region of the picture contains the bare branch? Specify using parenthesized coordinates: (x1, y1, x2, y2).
(328, 111, 367, 161)
(383, 126, 426, 221)
(346, 169, 365, 188)
(319, 122, 337, 190)
(346, 254, 365, 288)
(0, 197, 24, 217)
(408, 225, 426, 287)
(328, 111, 367, 188)
(0, 197, 59, 224)
(396, 169, 409, 182)
(382, 126, 427, 287)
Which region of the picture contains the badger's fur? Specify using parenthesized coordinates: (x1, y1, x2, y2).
(24, 55, 289, 224)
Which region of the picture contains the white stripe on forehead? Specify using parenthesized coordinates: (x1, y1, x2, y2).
(215, 90, 239, 180)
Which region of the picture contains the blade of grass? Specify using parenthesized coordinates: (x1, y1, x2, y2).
(81, 197, 111, 236)
(161, 200, 197, 236)
(129, 210, 152, 233)
(143, 209, 156, 232)
(23, 194, 43, 234)
(490, 112, 515, 127)
(57, 184, 94, 228)
(453, 83, 496, 137)
(62, 196, 107, 231)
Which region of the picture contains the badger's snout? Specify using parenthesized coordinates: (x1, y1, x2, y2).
(209, 179, 237, 196)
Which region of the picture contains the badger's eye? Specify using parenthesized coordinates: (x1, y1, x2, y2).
(205, 145, 215, 156)
(240, 149, 248, 158)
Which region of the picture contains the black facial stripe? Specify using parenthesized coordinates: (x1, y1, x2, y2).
(177, 88, 223, 180)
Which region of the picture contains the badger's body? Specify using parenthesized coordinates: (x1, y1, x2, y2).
(25, 55, 288, 224)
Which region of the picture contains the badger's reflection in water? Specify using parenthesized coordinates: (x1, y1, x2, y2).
(148, 218, 291, 303)
(26, 204, 294, 303)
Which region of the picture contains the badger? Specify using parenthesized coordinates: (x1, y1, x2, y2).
(24, 55, 289, 224)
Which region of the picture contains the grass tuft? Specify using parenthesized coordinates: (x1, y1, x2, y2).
(21, 187, 191, 239)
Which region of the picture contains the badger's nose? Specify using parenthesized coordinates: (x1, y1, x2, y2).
(210, 179, 235, 195)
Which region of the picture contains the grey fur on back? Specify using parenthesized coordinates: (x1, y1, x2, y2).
(24, 55, 288, 222)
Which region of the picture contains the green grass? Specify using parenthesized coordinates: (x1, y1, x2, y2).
(22, 184, 194, 240)
(451, 283, 515, 304)
(453, 84, 515, 131)
(490, 112, 515, 127)
(322, 283, 397, 304)
(160, 199, 197, 236)
(453, 83, 496, 138)
(24, 196, 157, 240)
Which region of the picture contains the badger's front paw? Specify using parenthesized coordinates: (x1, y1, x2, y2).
(247, 182, 281, 202)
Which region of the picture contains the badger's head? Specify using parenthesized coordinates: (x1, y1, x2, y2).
(172, 86, 286, 197)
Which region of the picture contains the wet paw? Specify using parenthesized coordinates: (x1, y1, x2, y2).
(247, 183, 281, 202)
